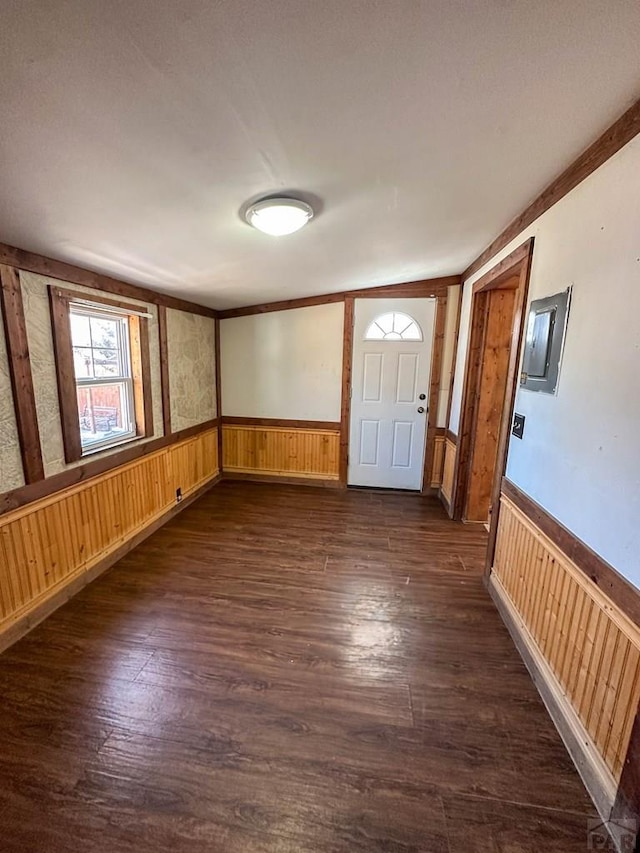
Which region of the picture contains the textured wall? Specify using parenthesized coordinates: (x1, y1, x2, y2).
(20, 271, 164, 476)
(0, 303, 24, 491)
(166, 309, 217, 431)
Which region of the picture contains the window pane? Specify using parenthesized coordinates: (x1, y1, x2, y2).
(402, 322, 421, 340)
(77, 382, 134, 450)
(70, 313, 91, 347)
(365, 312, 423, 341)
(73, 346, 95, 378)
(366, 324, 385, 340)
(93, 349, 121, 377)
(375, 313, 395, 334)
(89, 316, 119, 350)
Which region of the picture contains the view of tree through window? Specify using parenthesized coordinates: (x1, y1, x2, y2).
(70, 307, 136, 452)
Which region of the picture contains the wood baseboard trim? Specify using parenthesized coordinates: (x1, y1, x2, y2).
(222, 471, 343, 489)
(439, 489, 453, 517)
(0, 472, 221, 655)
(487, 572, 617, 833)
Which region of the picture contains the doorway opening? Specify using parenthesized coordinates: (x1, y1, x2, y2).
(347, 298, 436, 491)
(451, 239, 534, 561)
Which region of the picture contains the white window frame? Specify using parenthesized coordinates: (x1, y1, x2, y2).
(70, 304, 137, 455)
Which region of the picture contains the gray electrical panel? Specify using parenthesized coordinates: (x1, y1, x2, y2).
(520, 287, 571, 394)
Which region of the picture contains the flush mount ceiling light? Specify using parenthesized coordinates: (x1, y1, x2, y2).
(245, 197, 314, 236)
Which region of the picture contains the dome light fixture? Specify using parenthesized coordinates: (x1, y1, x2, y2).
(245, 197, 314, 236)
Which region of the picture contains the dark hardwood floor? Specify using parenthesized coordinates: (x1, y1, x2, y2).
(0, 482, 596, 852)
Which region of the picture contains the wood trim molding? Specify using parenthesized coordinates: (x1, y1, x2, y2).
(501, 478, 640, 628)
(158, 305, 171, 436)
(0, 418, 219, 517)
(49, 286, 154, 463)
(214, 316, 223, 465)
(422, 294, 447, 494)
(218, 275, 462, 320)
(0, 242, 217, 318)
(131, 316, 154, 438)
(339, 297, 354, 486)
(464, 97, 640, 280)
(219, 292, 345, 320)
(48, 286, 82, 462)
(342, 275, 461, 299)
(446, 429, 458, 445)
(221, 416, 340, 431)
(451, 289, 487, 519)
(0, 264, 45, 483)
(451, 239, 534, 522)
(51, 285, 146, 312)
(471, 238, 535, 293)
(222, 472, 342, 489)
(484, 241, 534, 571)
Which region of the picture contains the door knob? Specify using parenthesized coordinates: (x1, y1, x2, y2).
(417, 406, 425, 414)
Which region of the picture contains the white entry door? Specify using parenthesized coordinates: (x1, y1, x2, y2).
(348, 298, 436, 490)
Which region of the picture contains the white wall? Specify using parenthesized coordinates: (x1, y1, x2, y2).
(448, 283, 470, 435)
(437, 285, 460, 428)
(221, 302, 344, 421)
(450, 134, 640, 587)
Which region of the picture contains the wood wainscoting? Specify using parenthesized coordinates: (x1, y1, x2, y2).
(489, 488, 640, 836)
(0, 427, 220, 652)
(222, 419, 341, 485)
(440, 433, 457, 511)
(430, 431, 446, 489)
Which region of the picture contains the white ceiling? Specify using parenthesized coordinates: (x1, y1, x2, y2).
(0, 1, 639, 309)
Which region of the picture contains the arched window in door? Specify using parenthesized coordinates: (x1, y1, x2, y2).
(364, 311, 423, 341)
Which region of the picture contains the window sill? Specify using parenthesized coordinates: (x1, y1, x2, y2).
(80, 432, 145, 459)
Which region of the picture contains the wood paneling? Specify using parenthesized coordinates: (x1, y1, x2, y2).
(492, 494, 640, 783)
(430, 434, 446, 488)
(441, 437, 457, 507)
(0, 428, 219, 646)
(0, 264, 45, 483)
(0, 418, 219, 517)
(464, 97, 640, 279)
(222, 424, 340, 480)
(502, 478, 640, 628)
(0, 243, 217, 318)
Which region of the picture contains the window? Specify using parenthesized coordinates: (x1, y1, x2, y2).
(71, 306, 136, 452)
(50, 287, 153, 461)
(364, 311, 422, 341)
